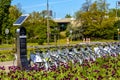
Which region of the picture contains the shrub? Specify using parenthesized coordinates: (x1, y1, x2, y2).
(38, 39, 44, 45)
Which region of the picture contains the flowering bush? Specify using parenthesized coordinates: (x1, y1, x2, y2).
(0, 55, 120, 79)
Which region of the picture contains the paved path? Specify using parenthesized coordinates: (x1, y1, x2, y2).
(0, 61, 17, 72)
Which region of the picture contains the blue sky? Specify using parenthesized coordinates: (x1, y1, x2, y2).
(11, 0, 118, 18)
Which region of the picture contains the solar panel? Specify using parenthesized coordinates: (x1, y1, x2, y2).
(13, 14, 29, 26)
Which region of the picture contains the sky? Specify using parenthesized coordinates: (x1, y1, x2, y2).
(11, 0, 118, 18)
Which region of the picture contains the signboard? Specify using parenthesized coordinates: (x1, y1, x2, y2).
(5, 29, 9, 34)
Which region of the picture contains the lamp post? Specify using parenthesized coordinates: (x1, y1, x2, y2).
(117, 28, 119, 41)
(116, 1, 120, 19)
(47, 0, 50, 45)
(70, 30, 72, 43)
(116, 1, 118, 19)
(54, 27, 57, 47)
(116, 1, 120, 41)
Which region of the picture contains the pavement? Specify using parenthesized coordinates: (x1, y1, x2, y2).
(0, 61, 17, 72)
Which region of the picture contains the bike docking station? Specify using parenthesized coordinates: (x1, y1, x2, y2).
(13, 14, 29, 70)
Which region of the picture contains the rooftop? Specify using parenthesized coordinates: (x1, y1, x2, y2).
(54, 18, 75, 23)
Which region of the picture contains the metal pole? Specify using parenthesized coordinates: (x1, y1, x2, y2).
(7, 35, 8, 44)
(116, 1, 117, 17)
(118, 29, 119, 41)
(116, 1, 120, 41)
(118, 29, 119, 40)
(70, 30, 72, 45)
(55, 34, 57, 46)
(58, 27, 60, 47)
(6, 35, 7, 44)
(104, 0, 106, 12)
(47, 0, 50, 45)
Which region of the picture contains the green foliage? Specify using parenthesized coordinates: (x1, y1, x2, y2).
(38, 39, 44, 45)
(66, 24, 84, 40)
(0, 2, 58, 44)
(0, 50, 14, 62)
(0, 0, 119, 44)
(0, 0, 11, 44)
(65, 14, 72, 18)
(23, 11, 58, 44)
(75, 0, 116, 40)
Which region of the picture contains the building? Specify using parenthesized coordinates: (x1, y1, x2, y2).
(54, 18, 76, 31)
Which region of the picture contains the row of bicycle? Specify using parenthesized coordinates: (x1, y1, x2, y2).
(29, 42, 120, 70)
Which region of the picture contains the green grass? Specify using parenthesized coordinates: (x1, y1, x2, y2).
(44, 39, 83, 46)
(27, 43, 38, 46)
(44, 39, 117, 46)
(0, 50, 14, 62)
(0, 39, 118, 49)
(92, 39, 116, 42)
(0, 44, 14, 48)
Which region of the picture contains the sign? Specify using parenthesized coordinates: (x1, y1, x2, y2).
(5, 29, 9, 34)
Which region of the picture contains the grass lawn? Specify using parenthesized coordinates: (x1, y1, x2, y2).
(0, 39, 118, 48)
(0, 44, 14, 48)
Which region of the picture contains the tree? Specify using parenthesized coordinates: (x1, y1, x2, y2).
(0, 0, 11, 44)
(24, 11, 44, 43)
(75, 0, 115, 39)
(23, 11, 57, 44)
(8, 5, 22, 43)
(65, 14, 72, 18)
(81, 0, 92, 12)
(109, 8, 120, 17)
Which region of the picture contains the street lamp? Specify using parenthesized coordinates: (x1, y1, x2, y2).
(70, 30, 72, 42)
(47, 0, 50, 45)
(116, 1, 120, 19)
(54, 28, 57, 47)
(117, 28, 119, 41)
(116, 1, 118, 19)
